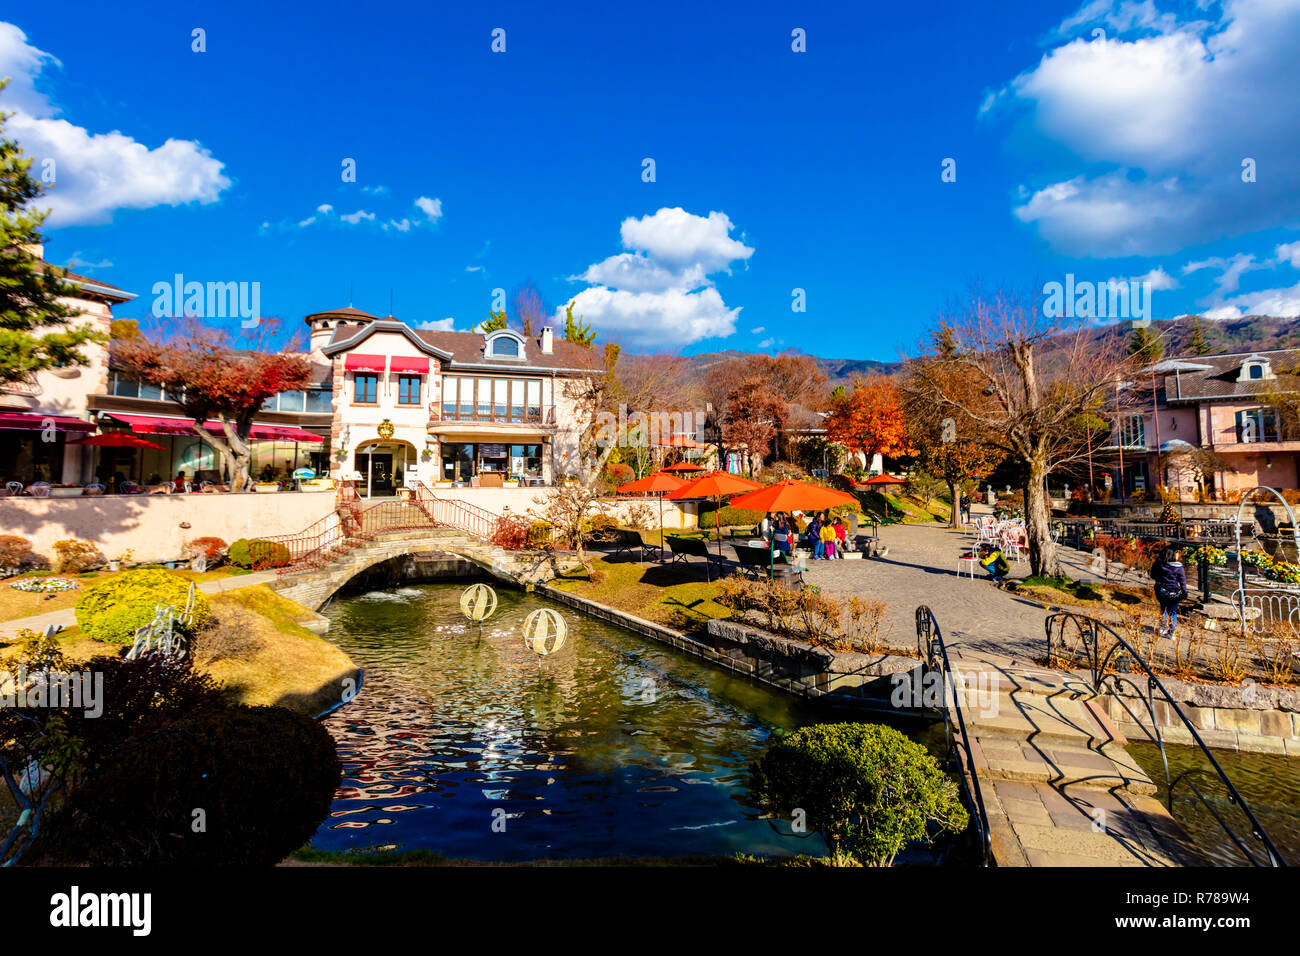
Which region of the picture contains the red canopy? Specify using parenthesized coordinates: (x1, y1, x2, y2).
(70, 433, 165, 449)
(666, 470, 762, 499)
(861, 474, 906, 486)
(389, 356, 430, 374)
(103, 414, 323, 443)
(729, 478, 858, 513)
(0, 412, 94, 432)
(344, 353, 387, 373)
(662, 461, 706, 473)
(617, 472, 688, 494)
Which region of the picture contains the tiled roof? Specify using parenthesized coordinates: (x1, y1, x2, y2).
(36, 261, 135, 302)
(324, 320, 601, 372)
(1162, 348, 1300, 400)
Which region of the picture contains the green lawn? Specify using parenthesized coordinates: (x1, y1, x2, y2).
(0, 565, 251, 624)
(550, 552, 732, 634)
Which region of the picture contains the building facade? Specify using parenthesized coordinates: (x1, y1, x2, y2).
(309, 308, 599, 497)
(1100, 349, 1300, 500)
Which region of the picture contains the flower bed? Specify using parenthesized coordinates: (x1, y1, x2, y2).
(9, 576, 79, 593)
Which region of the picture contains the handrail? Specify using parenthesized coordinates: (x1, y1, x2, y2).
(1045, 610, 1287, 866)
(915, 605, 993, 866)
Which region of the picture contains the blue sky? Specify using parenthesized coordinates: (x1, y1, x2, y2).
(3, 0, 1300, 360)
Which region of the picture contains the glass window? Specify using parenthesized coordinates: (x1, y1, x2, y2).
(493, 379, 507, 418)
(111, 373, 139, 398)
(305, 389, 333, 413)
(138, 382, 164, 401)
(508, 379, 522, 420)
(458, 377, 473, 418)
(1237, 408, 1278, 443)
(527, 380, 541, 420)
(278, 390, 306, 412)
(1119, 415, 1145, 448)
(398, 375, 421, 405)
(442, 377, 457, 418)
(492, 337, 520, 357)
(355, 373, 378, 403)
(1249, 364, 1263, 379)
(477, 378, 492, 418)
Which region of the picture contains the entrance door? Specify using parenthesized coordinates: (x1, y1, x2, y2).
(368, 453, 394, 496)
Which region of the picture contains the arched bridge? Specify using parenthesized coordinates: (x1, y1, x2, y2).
(264, 485, 567, 611)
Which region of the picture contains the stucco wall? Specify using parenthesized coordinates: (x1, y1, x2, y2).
(0, 492, 337, 565)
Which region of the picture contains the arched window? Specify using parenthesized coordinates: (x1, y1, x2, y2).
(492, 337, 520, 357)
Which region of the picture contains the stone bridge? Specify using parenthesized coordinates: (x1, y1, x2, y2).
(270, 528, 567, 611)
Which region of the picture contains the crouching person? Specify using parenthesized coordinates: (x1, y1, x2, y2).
(977, 543, 1010, 583)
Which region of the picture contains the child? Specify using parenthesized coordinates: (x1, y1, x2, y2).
(834, 516, 848, 553)
(820, 519, 837, 559)
(977, 543, 1009, 583)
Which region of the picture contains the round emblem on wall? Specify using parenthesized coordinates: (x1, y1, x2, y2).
(377, 419, 395, 440)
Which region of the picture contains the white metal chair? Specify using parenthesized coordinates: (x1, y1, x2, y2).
(5, 481, 22, 495)
(28, 482, 50, 498)
(956, 553, 978, 578)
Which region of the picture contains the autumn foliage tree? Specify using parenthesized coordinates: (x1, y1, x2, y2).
(113, 318, 313, 491)
(908, 288, 1138, 576)
(723, 378, 788, 476)
(903, 326, 1003, 528)
(823, 375, 910, 469)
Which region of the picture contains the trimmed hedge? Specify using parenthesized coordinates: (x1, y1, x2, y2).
(75, 569, 211, 645)
(229, 538, 291, 569)
(696, 503, 768, 528)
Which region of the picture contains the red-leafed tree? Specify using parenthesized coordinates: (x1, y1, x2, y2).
(113, 318, 313, 491)
(824, 375, 910, 467)
(724, 377, 788, 476)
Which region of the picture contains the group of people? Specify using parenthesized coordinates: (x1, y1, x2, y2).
(761, 510, 851, 559)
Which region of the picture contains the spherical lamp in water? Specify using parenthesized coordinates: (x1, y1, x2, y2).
(522, 608, 567, 657)
(459, 583, 498, 623)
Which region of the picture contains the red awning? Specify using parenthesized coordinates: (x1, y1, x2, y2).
(247, 424, 324, 443)
(344, 353, 387, 373)
(0, 412, 95, 432)
(389, 356, 429, 374)
(103, 414, 323, 443)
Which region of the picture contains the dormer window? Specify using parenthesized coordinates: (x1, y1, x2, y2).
(1238, 354, 1274, 383)
(484, 330, 526, 361)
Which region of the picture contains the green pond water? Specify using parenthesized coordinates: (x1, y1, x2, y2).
(311, 581, 950, 863)
(1129, 741, 1300, 866)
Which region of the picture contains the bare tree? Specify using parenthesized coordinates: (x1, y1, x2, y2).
(910, 288, 1138, 576)
(510, 283, 548, 337)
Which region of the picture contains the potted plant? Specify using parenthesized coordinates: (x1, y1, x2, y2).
(253, 480, 281, 493)
(107, 548, 134, 572)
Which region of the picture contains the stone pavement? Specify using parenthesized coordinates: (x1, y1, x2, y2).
(0, 570, 279, 641)
(802, 515, 1202, 866)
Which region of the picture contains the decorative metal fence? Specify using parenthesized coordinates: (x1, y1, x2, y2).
(915, 605, 992, 866)
(1045, 610, 1286, 867)
(126, 582, 197, 660)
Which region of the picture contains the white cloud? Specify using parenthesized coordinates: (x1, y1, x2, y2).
(751, 326, 766, 334)
(0, 22, 229, 226)
(418, 318, 456, 331)
(1276, 240, 1300, 269)
(1136, 266, 1179, 290)
(415, 196, 443, 223)
(1182, 252, 1265, 297)
(465, 265, 484, 273)
(339, 209, 374, 225)
(561, 208, 753, 350)
(989, 0, 1300, 256)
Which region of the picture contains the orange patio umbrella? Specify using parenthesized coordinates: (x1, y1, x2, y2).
(667, 469, 763, 556)
(663, 460, 706, 473)
(617, 471, 688, 551)
(730, 479, 860, 572)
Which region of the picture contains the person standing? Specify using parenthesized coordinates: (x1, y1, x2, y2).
(809, 513, 824, 559)
(959, 491, 972, 524)
(1150, 546, 1188, 638)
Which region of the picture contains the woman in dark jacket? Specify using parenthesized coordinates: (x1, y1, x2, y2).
(1150, 546, 1188, 637)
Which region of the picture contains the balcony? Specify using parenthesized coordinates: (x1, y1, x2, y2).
(428, 404, 556, 428)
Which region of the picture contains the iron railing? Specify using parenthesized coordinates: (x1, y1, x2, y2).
(427, 404, 556, 426)
(915, 605, 993, 866)
(1045, 610, 1287, 866)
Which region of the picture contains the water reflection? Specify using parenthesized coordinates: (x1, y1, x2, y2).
(314, 583, 841, 861)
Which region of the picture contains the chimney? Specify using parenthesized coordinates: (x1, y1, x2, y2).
(540, 326, 554, 354)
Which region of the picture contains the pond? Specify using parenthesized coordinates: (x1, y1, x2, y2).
(311, 580, 947, 863)
(1129, 740, 1300, 866)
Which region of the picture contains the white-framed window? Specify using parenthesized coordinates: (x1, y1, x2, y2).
(1119, 414, 1146, 448)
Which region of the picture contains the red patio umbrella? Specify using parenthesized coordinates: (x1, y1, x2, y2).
(730, 479, 860, 572)
(860, 473, 906, 487)
(69, 433, 165, 449)
(667, 470, 763, 556)
(662, 460, 706, 473)
(617, 471, 688, 555)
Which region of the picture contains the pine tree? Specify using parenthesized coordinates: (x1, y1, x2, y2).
(0, 80, 102, 385)
(562, 300, 596, 349)
(1127, 326, 1163, 363)
(1187, 318, 1211, 356)
(479, 310, 507, 332)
